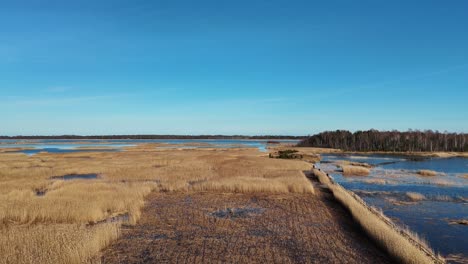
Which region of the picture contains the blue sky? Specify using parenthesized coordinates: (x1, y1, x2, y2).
(1, 0, 467, 135)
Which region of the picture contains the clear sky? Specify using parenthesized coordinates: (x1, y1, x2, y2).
(1, 0, 467, 136)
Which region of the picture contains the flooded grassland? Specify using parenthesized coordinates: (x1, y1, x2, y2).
(317, 153, 468, 263)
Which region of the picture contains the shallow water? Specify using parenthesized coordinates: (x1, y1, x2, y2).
(50, 173, 99, 180)
(317, 154, 468, 261)
(18, 148, 120, 155)
(0, 139, 296, 153)
(321, 153, 407, 165)
(210, 207, 265, 219)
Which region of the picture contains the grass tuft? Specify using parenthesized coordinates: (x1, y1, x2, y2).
(406, 192, 425, 202)
(417, 170, 438, 177)
(341, 165, 370, 176)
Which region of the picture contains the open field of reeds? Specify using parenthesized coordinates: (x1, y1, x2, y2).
(0, 145, 316, 263)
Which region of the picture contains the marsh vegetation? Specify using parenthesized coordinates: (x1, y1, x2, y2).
(313, 169, 444, 264)
(341, 165, 371, 176)
(0, 145, 313, 263)
(417, 170, 439, 177)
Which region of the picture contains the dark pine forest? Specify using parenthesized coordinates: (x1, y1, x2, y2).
(298, 130, 468, 152)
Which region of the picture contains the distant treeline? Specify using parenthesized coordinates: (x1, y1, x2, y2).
(297, 130, 468, 152)
(0, 135, 303, 140)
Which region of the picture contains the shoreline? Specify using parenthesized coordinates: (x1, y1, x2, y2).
(311, 168, 445, 264)
(278, 146, 468, 159)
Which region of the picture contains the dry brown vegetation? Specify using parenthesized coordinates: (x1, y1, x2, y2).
(417, 170, 438, 177)
(0, 147, 33, 153)
(0, 223, 119, 264)
(275, 146, 342, 154)
(268, 148, 321, 163)
(431, 179, 457, 186)
(447, 219, 468, 226)
(335, 160, 372, 168)
(363, 178, 388, 185)
(0, 146, 313, 263)
(406, 192, 426, 202)
(101, 186, 392, 263)
(313, 169, 444, 264)
(341, 165, 371, 176)
(445, 253, 468, 264)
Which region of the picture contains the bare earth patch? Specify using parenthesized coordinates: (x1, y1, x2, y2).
(101, 190, 393, 263)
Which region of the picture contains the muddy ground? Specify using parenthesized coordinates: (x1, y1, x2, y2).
(101, 177, 393, 264)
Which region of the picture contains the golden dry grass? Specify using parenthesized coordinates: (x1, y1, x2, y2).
(417, 170, 438, 177)
(313, 169, 444, 264)
(341, 165, 370, 176)
(0, 181, 156, 225)
(431, 178, 456, 186)
(286, 146, 342, 154)
(0, 147, 314, 263)
(406, 192, 426, 202)
(0, 223, 119, 264)
(445, 253, 468, 264)
(363, 178, 387, 185)
(425, 152, 468, 158)
(335, 160, 372, 168)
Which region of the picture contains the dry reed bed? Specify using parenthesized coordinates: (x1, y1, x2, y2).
(406, 192, 426, 202)
(0, 181, 155, 225)
(0, 147, 313, 263)
(362, 178, 389, 185)
(417, 170, 438, 177)
(0, 223, 119, 264)
(312, 168, 445, 264)
(335, 160, 372, 168)
(341, 165, 371, 176)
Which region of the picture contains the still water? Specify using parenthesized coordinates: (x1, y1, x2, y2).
(318, 154, 468, 262)
(0, 139, 297, 154)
